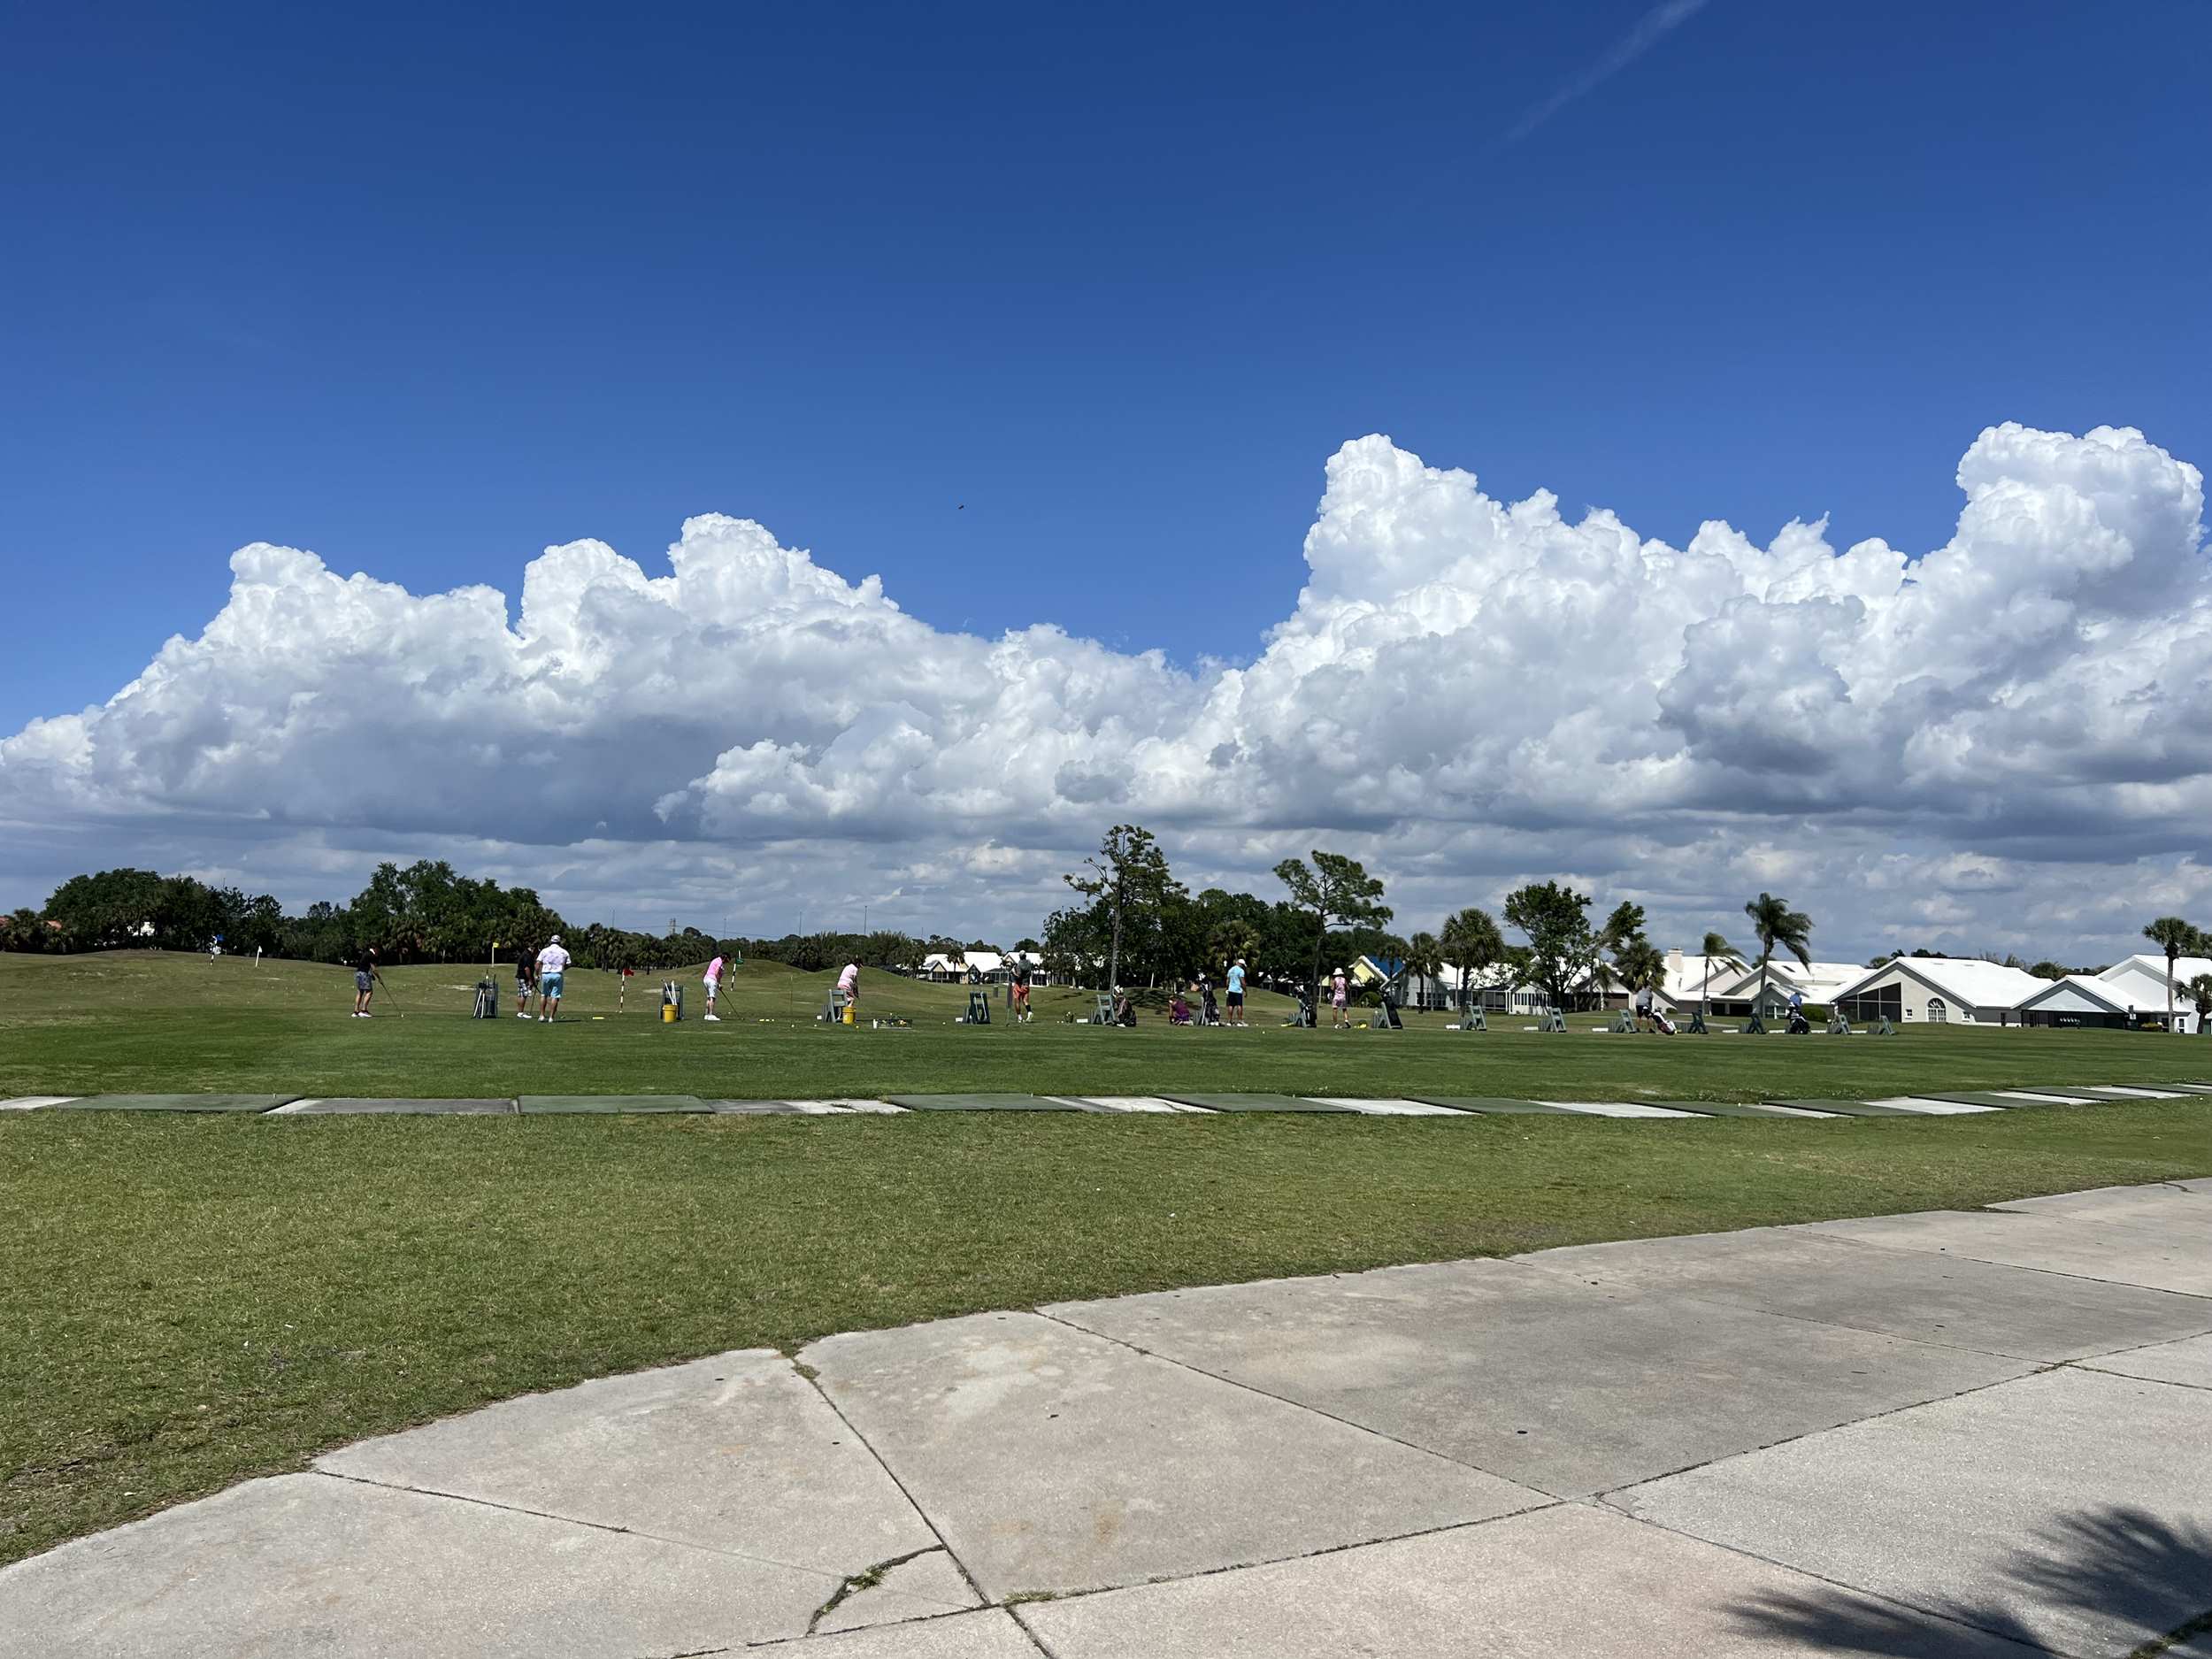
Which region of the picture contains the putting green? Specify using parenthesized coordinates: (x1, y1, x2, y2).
(886, 1094, 1091, 1111)
(55, 1094, 294, 1113)
(516, 1095, 710, 1114)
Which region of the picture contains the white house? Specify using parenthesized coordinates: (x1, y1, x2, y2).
(2015, 974, 2135, 1031)
(919, 950, 1002, 982)
(1832, 956, 2048, 1026)
(2093, 952, 2210, 1032)
(1655, 950, 1863, 1017)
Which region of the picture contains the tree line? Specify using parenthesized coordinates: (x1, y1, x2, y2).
(0, 863, 918, 975)
(10, 849, 2202, 1022)
(1043, 824, 1831, 1013)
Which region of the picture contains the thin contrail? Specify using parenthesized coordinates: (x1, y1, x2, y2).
(1502, 0, 1712, 145)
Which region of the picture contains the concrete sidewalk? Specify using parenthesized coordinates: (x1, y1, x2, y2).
(4, 1181, 2208, 1657)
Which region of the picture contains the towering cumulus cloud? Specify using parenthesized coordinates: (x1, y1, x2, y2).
(4, 423, 2207, 956)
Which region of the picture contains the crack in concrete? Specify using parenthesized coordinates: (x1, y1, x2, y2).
(786, 1356, 995, 1613)
(2131, 1603, 2212, 1658)
(805, 1545, 941, 1634)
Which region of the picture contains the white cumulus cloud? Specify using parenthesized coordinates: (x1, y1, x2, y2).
(4, 422, 2208, 962)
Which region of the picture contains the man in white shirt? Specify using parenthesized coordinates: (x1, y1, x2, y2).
(703, 954, 724, 1021)
(535, 935, 572, 1023)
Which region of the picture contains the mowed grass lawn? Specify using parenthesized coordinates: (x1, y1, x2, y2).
(6, 949, 2212, 1100)
(1, 953, 2208, 1569)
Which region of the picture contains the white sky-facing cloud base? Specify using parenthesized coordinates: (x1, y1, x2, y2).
(5, 423, 2208, 963)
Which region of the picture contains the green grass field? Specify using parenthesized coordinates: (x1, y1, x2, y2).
(4, 949, 2212, 1100)
(2, 951, 2208, 1571)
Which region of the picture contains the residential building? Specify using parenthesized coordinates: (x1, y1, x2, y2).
(2091, 952, 2210, 1033)
(2015, 975, 2136, 1031)
(1832, 957, 2047, 1026)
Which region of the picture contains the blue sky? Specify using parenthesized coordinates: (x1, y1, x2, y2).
(4, 2, 2209, 959)
(6, 0, 2206, 736)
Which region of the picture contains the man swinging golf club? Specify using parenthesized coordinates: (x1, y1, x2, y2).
(535, 934, 572, 1023)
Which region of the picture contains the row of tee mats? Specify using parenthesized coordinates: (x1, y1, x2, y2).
(5, 1086, 2209, 1116)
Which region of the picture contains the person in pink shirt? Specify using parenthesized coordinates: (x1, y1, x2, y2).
(836, 961, 859, 1019)
(703, 954, 725, 1022)
(1331, 966, 1350, 1029)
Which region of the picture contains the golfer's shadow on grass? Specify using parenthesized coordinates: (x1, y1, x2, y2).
(1728, 1506, 2212, 1655)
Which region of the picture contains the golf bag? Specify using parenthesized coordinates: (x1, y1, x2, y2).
(1652, 1007, 1678, 1036)
(1786, 1010, 1811, 1035)
(1287, 995, 1316, 1028)
(1371, 994, 1402, 1030)
(472, 979, 498, 1019)
(1200, 987, 1221, 1025)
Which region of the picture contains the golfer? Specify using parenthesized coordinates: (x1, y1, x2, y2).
(1331, 966, 1350, 1029)
(352, 948, 383, 1018)
(836, 960, 859, 1020)
(1225, 959, 1246, 1026)
(703, 952, 724, 1022)
(535, 934, 572, 1023)
(515, 954, 535, 1019)
(1010, 956, 1031, 1022)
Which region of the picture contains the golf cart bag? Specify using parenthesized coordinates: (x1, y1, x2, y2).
(1371, 994, 1402, 1030)
(1287, 995, 1316, 1028)
(472, 979, 498, 1019)
(1785, 1010, 1811, 1035)
(1651, 1006, 1678, 1036)
(1200, 987, 1221, 1025)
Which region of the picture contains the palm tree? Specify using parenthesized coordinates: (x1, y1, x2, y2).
(2187, 972, 2212, 1037)
(1616, 940, 1667, 1010)
(1440, 906, 1506, 1018)
(1406, 930, 1443, 1011)
(2142, 917, 2196, 1033)
(1744, 894, 1813, 1021)
(1698, 930, 1746, 1024)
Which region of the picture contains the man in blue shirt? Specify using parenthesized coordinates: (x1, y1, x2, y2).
(1225, 960, 1246, 1026)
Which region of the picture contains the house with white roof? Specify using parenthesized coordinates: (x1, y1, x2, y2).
(2091, 952, 2209, 1033)
(2015, 974, 2135, 1031)
(920, 950, 1001, 982)
(1832, 956, 2047, 1026)
(1655, 949, 1863, 1017)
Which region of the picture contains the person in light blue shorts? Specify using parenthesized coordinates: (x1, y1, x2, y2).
(534, 935, 572, 1023)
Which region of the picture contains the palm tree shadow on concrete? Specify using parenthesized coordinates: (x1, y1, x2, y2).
(1729, 1507, 2212, 1656)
